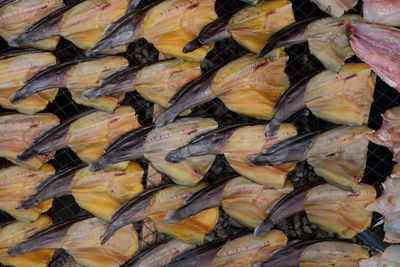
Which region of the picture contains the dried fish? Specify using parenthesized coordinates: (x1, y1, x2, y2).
(349, 22, 400, 91)
(311, 0, 358, 17)
(366, 164, 400, 243)
(257, 240, 369, 267)
(368, 107, 400, 162)
(0, 0, 64, 50)
(166, 124, 297, 188)
(19, 162, 144, 222)
(250, 126, 373, 190)
(9, 217, 139, 267)
(82, 59, 202, 110)
(18, 106, 140, 166)
(184, 0, 295, 54)
(0, 164, 54, 222)
(90, 117, 217, 186)
(0, 216, 54, 267)
(363, 0, 400, 26)
(260, 15, 363, 72)
(122, 239, 195, 267)
(11, 56, 129, 113)
(167, 230, 287, 267)
(165, 176, 293, 228)
(156, 49, 290, 127)
(101, 183, 219, 245)
(0, 112, 59, 170)
(265, 63, 376, 136)
(254, 182, 376, 239)
(0, 50, 58, 113)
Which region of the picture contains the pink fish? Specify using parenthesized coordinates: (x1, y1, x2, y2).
(349, 22, 400, 91)
(363, 0, 400, 26)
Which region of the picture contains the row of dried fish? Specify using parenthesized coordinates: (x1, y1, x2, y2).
(1, 105, 400, 265)
(0, 170, 398, 266)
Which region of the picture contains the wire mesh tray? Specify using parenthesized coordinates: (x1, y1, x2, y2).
(0, 0, 398, 266)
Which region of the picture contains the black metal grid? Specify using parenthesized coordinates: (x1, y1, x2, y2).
(0, 0, 398, 265)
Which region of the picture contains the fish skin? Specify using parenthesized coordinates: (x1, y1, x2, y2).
(363, 0, 400, 26)
(0, 164, 55, 222)
(9, 217, 139, 267)
(0, 216, 54, 267)
(264, 73, 311, 137)
(0, 113, 59, 170)
(349, 23, 400, 91)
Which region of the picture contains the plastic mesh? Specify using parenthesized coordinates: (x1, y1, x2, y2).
(0, 0, 397, 265)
